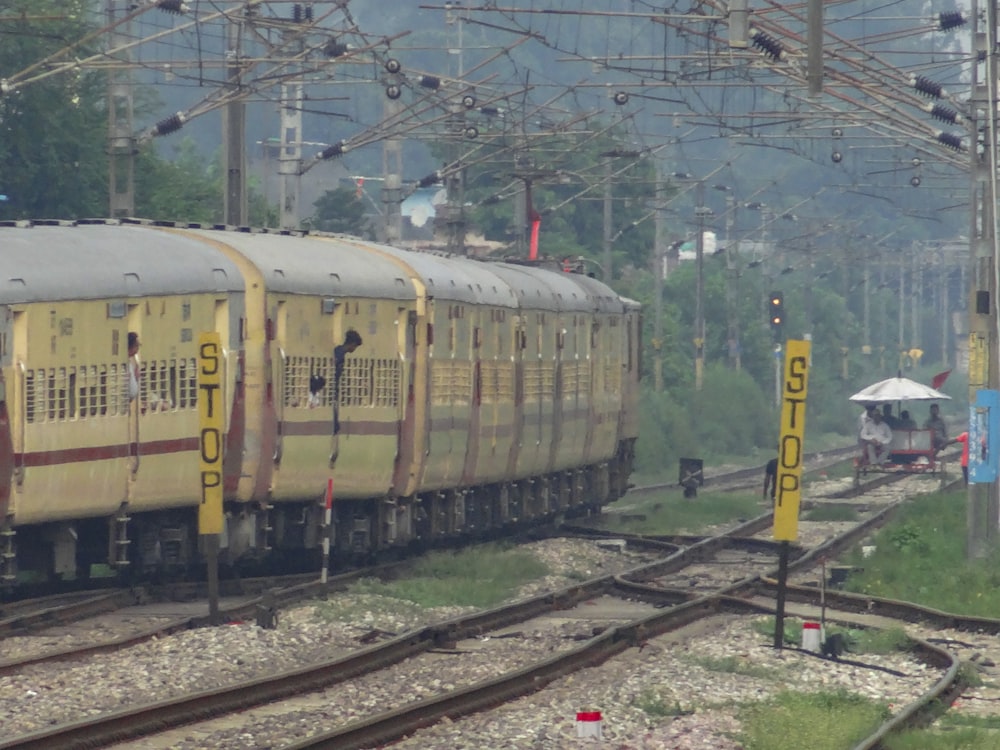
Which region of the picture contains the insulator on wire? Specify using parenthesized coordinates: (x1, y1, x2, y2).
(418, 171, 442, 188)
(153, 112, 185, 136)
(750, 29, 783, 61)
(926, 103, 961, 124)
(292, 3, 302, 22)
(156, 0, 186, 12)
(938, 11, 966, 30)
(305, 5, 313, 21)
(320, 141, 347, 160)
(912, 75, 944, 99)
(936, 131, 964, 151)
(324, 39, 347, 58)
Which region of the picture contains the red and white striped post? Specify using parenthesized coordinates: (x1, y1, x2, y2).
(575, 710, 603, 739)
(801, 621, 822, 652)
(321, 478, 333, 584)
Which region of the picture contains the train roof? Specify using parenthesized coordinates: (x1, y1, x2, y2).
(479, 261, 609, 313)
(360, 242, 517, 307)
(0, 222, 243, 304)
(180, 229, 417, 301)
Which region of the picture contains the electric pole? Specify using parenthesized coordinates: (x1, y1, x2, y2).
(106, 0, 135, 218)
(223, 13, 247, 227)
(967, 0, 999, 559)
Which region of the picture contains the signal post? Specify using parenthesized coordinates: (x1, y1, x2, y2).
(772, 339, 811, 649)
(198, 333, 224, 624)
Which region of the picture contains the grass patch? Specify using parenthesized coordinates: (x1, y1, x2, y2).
(839, 490, 1000, 618)
(632, 689, 693, 718)
(739, 690, 889, 750)
(604, 490, 761, 534)
(345, 543, 549, 609)
(688, 654, 782, 681)
(885, 726, 1000, 749)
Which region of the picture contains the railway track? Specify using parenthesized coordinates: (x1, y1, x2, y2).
(0, 481, 971, 750)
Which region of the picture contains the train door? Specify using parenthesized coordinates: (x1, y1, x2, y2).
(125, 303, 142, 484)
(272, 299, 287, 466)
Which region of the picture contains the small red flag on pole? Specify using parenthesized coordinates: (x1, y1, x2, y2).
(931, 369, 952, 390)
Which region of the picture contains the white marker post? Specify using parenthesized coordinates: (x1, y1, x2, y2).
(321, 478, 333, 584)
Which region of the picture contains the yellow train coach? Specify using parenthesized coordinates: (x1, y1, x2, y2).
(0, 220, 639, 585)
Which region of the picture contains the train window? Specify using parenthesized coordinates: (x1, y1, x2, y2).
(25, 370, 36, 423)
(341, 357, 372, 408)
(177, 358, 195, 408)
(182, 301, 191, 321)
(431, 360, 471, 406)
(107, 300, 126, 319)
(284, 355, 334, 409)
(372, 358, 400, 407)
(79, 365, 99, 417)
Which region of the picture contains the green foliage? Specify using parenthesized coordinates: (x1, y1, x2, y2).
(632, 689, 692, 718)
(308, 186, 371, 236)
(346, 544, 549, 608)
(635, 365, 773, 474)
(135, 140, 220, 223)
(886, 725, 1000, 749)
(841, 491, 1000, 617)
(0, 3, 108, 220)
(134, 139, 276, 225)
(738, 690, 890, 750)
(687, 654, 781, 680)
(603, 489, 761, 535)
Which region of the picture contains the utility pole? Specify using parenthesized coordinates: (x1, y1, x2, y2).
(652, 165, 666, 392)
(444, 104, 467, 254)
(223, 13, 247, 226)
(694, 181, 711, 391)
(603, 157, 613, 282)
(278, 79, 303, 230)
(381, 96, 404, 244)
(724, 193, 741, 371)
(897, 252, 906, 369)
(106, 0, 135, 218)
(967, 0, 999, 559)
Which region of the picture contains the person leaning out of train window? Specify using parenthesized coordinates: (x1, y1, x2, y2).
(308, 374, 326, 409)
(924, 403, 948, 452)
(332, 329, 363, 434)
(127, 332, 141, 404)
(859, 410, 893, 466)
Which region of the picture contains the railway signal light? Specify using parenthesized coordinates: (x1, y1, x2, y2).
(769, 291, 784, 340)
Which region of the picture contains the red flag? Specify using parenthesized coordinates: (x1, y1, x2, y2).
(529, 213, 541, 260)
(931, 369, 952, 390)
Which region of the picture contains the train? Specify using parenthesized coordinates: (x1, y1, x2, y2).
(0, 219, 640, 586)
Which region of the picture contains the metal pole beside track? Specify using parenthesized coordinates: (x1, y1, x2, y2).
(321, 478, 333, 585)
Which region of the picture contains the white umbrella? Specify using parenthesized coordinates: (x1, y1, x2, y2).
(848, 376, 951, 403)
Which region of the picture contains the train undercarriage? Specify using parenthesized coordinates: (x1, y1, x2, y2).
(1, 440, 635, 591)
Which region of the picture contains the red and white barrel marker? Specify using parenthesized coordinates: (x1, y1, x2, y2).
(801, 621, 822, 652)
(575, 710, 603, 738)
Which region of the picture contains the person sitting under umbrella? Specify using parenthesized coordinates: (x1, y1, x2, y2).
(924, 403, 948, 452)
(860, 410, 893, 466)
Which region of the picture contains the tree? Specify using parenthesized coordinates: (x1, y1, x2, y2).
(309, 186, 371, 236)
(0, 3, 108, 219)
